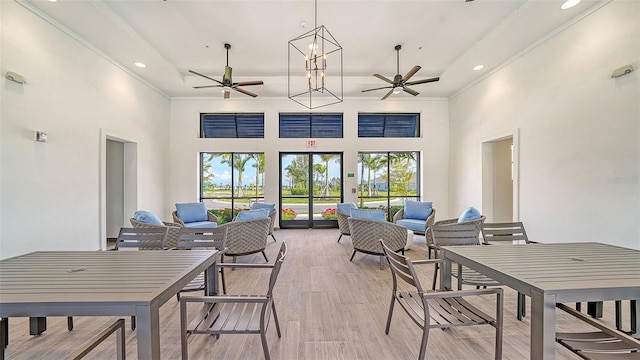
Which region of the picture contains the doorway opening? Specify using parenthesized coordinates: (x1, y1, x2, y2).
(482, 129, 519, 222)
(100, 129, 138, 250)
(280, 152, 343, 229)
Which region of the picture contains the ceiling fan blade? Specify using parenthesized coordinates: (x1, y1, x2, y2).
(403, 87, 419, 96)
(362, 85, 393, 93)
(223, 90, 230, 99)
(373, 74, 394, 84)
(193, 85, 223, 89)
(234, 80, 264, 86)
(402, 66, 422, 82)
(188, 70, 224, 85)
(235, 87, 258, 98)
(381, 89, 394, 100)
(405, 77, 440, 86)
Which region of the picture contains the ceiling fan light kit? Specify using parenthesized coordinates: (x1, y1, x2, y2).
(189, 43, 264, 99)
(288, 0, 343, 109)
(362, 44, 440, 100)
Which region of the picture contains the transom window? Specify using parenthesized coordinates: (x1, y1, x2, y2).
(279, 113, 343, 138)
(201, 113, 264, 138)
(358, 113, 420, 138)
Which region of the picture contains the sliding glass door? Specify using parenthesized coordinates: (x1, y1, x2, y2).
(280, 153, 342, 229)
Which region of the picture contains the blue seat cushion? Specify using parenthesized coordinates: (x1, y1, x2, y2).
(176, 202, 208, 223)
(396, 219, 426, 233)
(337, 202, 357, 214)
(183, 221, 218, 228)
(133, 210, 164, 226)
(458, 207, 481, 223)
(236, 208, 270, 221)
(349, 209, 386, 222)
(403, 201, 433, 221)
(250, 202, 276, 213)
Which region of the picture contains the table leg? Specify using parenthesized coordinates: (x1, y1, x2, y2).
(439, 253, 452, 291)
(207, 262, 218, 296)
(530, 290, 556, 360)
(135, 304, 160, 360)
(28, 317, 46, 336)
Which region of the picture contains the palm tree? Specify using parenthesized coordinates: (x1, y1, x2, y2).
(220, 154, 251, 197)
(202, 153, 217, 195)
(313, 163, 326, 196)
(285, 155, 308, 191)
(251, 153, 265, 201)
(319, 154, 338, 197)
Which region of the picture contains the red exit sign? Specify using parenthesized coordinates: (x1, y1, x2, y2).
(306, 139, 317, 148)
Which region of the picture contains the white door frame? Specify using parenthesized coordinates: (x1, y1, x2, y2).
(481, 128, 520, 222)
(99, 129, 138, 250)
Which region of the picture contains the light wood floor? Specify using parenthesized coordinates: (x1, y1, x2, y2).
(4, 229, 630, 359)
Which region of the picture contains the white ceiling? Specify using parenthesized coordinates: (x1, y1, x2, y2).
(21, 0, 604, 100)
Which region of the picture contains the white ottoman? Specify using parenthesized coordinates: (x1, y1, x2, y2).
(404, 230, 414, 250)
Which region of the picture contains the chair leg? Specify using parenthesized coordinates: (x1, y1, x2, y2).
(271, 301, 281, 338)
(261, 250, 269, 263)
(260, 329, 271, 360)
(220, 268, 227, 295)
(131, 316, 136, 330)
(385, 296, 395, 334)
(517, 292, 526, 320)
(2, 318, 8, 349)
(432, 263, 438, 290)
(379, 256, 384, 270)
(176, 293, 181, 301)
(417, 326, 430, 360)
(616, 300, 622, 331)
(337, 234, 343, 243)
(349, 250, 356, 262)
(271, 233, 277, 242)
(67, 316, 73, 331)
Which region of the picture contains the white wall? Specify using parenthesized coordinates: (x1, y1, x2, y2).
(449, 1, 640, 248)
(169, 97, 450, 223)
(0, 2, 170, 258)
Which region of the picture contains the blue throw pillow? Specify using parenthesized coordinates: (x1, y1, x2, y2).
(458, 207, 481, 223)
(336, 202, 357, 214)
(349, 209, 386, 222)
(404, 201, 433, 221)
(236, 208, 270, 221)
(133, 210, 164, 226)
(250, 202, 276, 213)
(175, 202, 208, 223)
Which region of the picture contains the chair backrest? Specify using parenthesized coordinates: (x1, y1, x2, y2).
(218, 217, 270, 256)
(176, 227, 228, 251)
(379, 240, 426, 294)
(481, 222, 529, 245)
(114, 227, 168, 250)
(349, 217, 408, 254)
(431, 223, 480, 247)
(266, 242, 288, 297)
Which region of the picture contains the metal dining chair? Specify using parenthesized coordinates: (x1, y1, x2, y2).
(380, 239, 503, 360)
(175, 227, 228, 299)
(179, 242, 288, 360)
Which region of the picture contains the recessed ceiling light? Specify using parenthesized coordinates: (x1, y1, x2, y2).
(473, 64, 485, 71)
(48, 0, 57, 2)
(561, 0, 581, 10)
(134, 62, 146, 68)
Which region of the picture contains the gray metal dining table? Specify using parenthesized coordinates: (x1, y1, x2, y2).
(0, 249, 220, 359)
(439, 242, 640, 360)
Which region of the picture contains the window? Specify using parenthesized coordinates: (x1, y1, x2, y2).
(279, 113, 343, 138)
(200, 152, 265, 223)
(201, 113, 264, 138)
(358, 113, 419, 137)
(357, 152, 420, 221)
